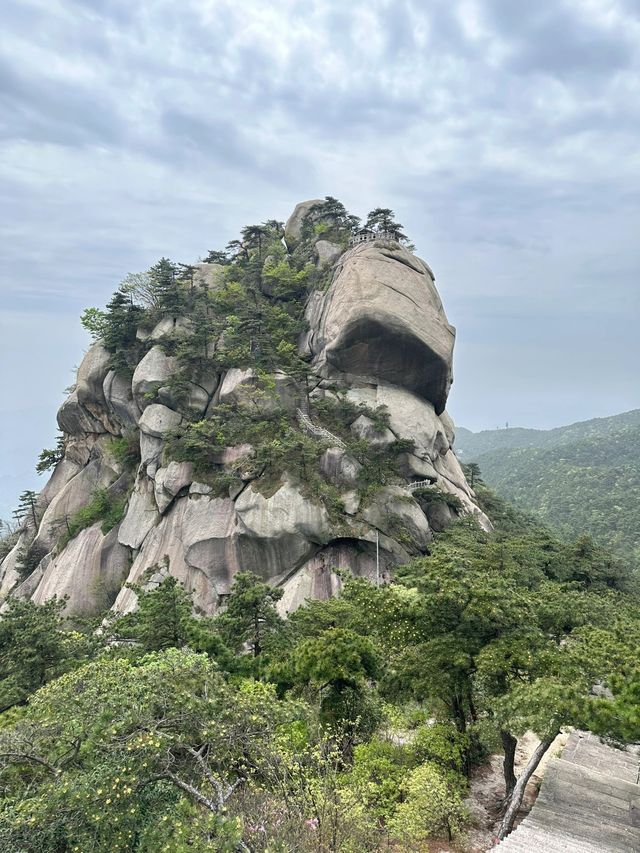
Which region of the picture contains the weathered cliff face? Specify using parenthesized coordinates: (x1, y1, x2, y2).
(0, 201, 490, 618)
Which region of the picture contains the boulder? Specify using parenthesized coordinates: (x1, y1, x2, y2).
(38, 457, 83, 506)
(378, 385, 449, 457)
(307, 241, 455, 413)
(112, 495, 238, 615)
(118, 476, 160, 549)
(154, 461, 194, 513)
(103, 370, 139, 428)
(158, 377, 217, 417)
(217, 367, 258, 408)
(216, 368, 298, 414)
(132, 346, 179, 410)
(398, 453, 438, 481)
(33, 458, 119, 553)
(190, 481, 213, 496)
(439, 410, 455, 447)
(193, 263, 225, 291)
(341, 490, 361, 516)
(347, 384, 450, 461)
(57, 389, 107, 435)
(76, 344, 111, 413)
(149, 316, 193, 341)
(235, 480, 332, 581)
(0, 533, 30, 601)
(138, 403, 182, 438)
(362, 486, 432, 553)
(236, 479, 331, 544)
(140, 432, 163, 466)
(284, 198, 324, 246)
(315, 240, 342, 267)
(424, 500, 454, 532)
(350, 414, 396, 451)
(277, 538, 394, 615)
(62, 436, 91, 467)
(319, 447, 362, 489)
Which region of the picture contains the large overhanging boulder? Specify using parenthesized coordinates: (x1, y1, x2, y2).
(306, 241, 455, 414)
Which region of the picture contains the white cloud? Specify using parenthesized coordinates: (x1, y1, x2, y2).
(0, 0, 638, 512)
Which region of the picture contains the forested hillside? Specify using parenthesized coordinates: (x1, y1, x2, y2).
(1, 199, 639, 851)
(457, 411, 640, 570)
(1, 483, 639, 851)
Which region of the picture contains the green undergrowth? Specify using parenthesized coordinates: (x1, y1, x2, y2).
(55, 488, 129, 552)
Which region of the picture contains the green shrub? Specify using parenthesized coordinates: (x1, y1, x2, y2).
(346, 738, 411, 822)
(110, 431, 141, 471)
(57, 489, 128, 551)
(386, 761, 468, 843)
(410, 721, 470, 774)
(414, 485, 464, 512)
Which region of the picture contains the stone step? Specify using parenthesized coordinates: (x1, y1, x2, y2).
(536, 759, 640, 826)
(497, 822, 608, 852)
(488, 731, 640, 853)
(544, 756, 640, 804)
(562, 732, 640, 784)
(527, 807, 638, 852)
(498, 830, 598, 851)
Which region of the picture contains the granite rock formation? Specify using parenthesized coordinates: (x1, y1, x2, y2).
(0, 201, 490, 618)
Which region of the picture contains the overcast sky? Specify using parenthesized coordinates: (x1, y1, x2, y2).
(1, 0, 639, 518)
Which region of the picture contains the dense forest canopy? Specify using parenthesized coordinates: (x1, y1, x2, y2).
(1, 483, 638, 851)
(457, 411, 640, 571)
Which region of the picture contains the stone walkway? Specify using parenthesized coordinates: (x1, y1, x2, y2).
(492, 731, 640, 852)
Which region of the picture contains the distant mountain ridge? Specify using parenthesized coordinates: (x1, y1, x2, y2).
(456, 409, 640, 458)
(456, 409, 640, 569)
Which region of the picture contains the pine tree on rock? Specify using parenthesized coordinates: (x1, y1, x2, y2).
(12, 490, 39, 530)
(365, 207, 407, 241)
(216, 572, 283, 657)
(149, 257, 185, 316)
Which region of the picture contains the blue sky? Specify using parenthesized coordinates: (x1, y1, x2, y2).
(1, 0, 639, 518)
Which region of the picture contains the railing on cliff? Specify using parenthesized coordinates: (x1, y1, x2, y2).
(348, 229, 401, 246)
(296, 409, 347, 449)
(401, 479, 434, 494)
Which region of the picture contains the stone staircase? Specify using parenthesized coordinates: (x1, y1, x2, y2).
(492, 731, 640, 852)
(296, 408, 346, 449)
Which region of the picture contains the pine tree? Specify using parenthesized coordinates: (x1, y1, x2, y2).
(462, 462, 483, 488)
(101, 287, 143, 368)
(177, 263, 197, 293)
(117, 574, 194, 652)
(203, 249, 230, 265)
(216, 572, 283, 657)
(12, 490, 39, 530)
(36, 433, 65, 474)
(241, 224, 269, 260)
(365, 208, 407, 241)
(149, 258, 185, 316)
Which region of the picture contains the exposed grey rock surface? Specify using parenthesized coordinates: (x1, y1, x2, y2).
(315, 240, 342, 266)
(132, 346, 179, 411)
(306, 241, 455, 414)
(154, 461, 194, 513)
(284, 198, 324, 245)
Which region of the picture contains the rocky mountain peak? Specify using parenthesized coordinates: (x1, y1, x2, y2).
(0, 199, 490, 618)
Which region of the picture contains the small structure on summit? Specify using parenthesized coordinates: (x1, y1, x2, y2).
(348, 227, 403, 245)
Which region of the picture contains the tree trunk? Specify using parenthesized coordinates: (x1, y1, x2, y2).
(500, 730, 518, 797)
(498, 735, 557, 840)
